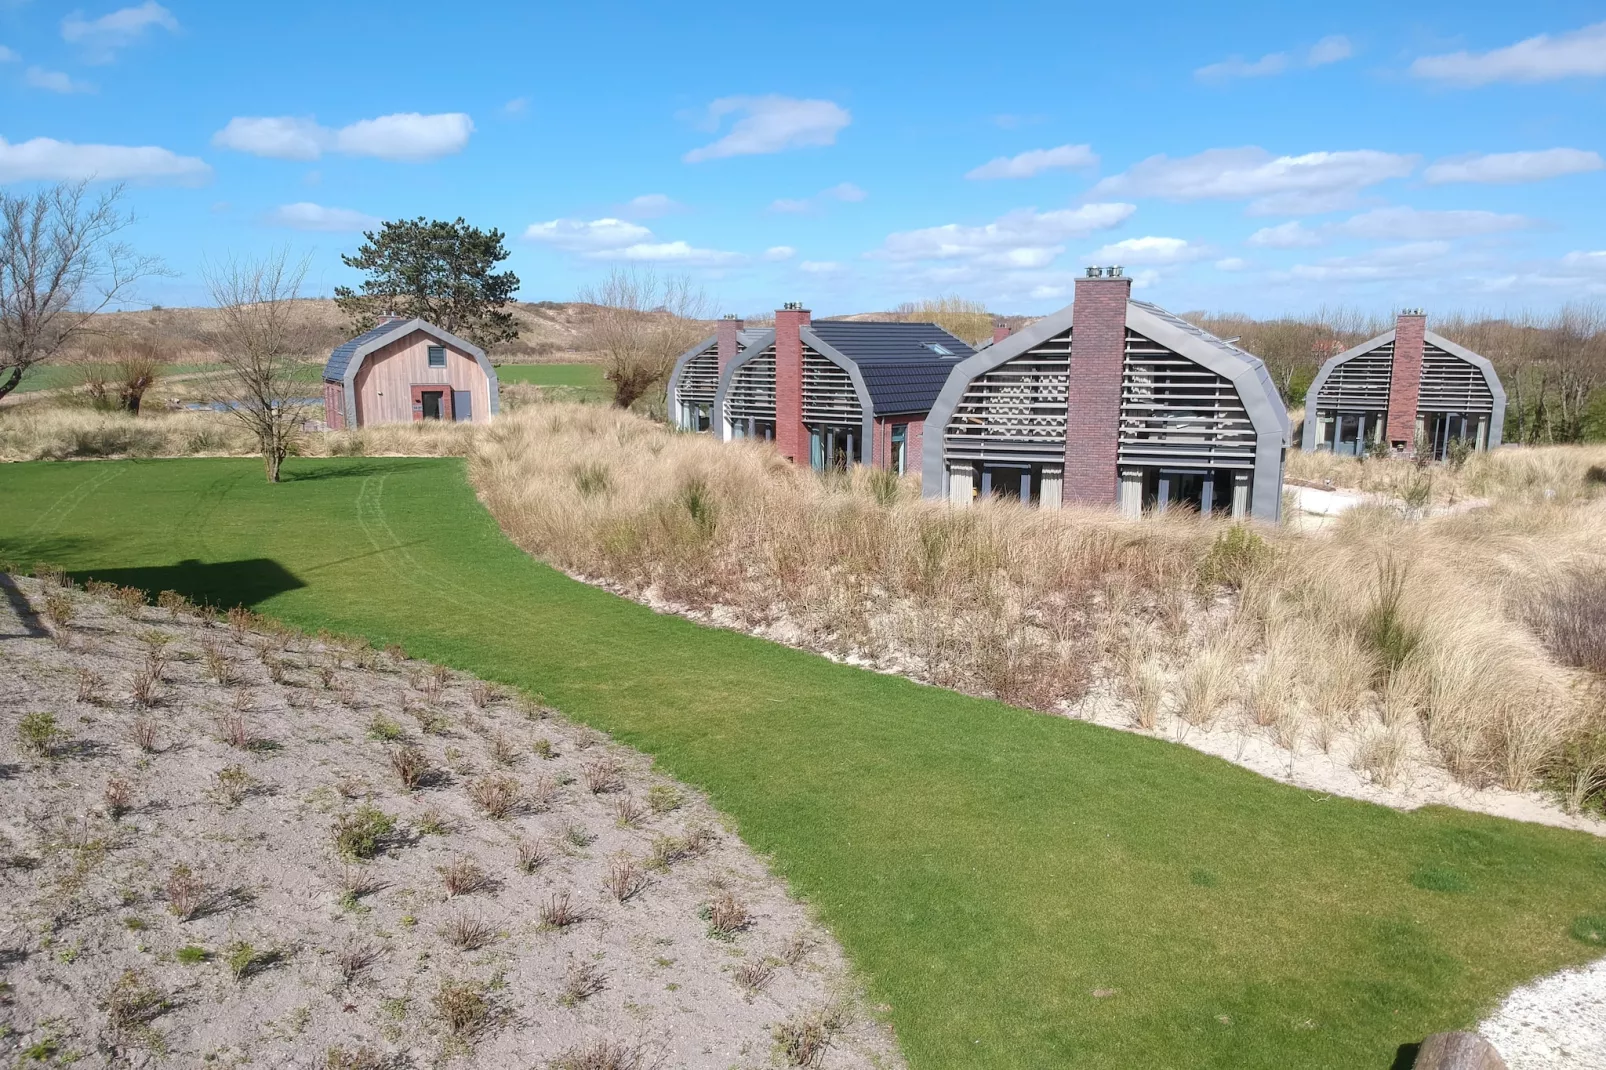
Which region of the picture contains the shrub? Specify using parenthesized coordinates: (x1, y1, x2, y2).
(441, 914, 497, 951)
(1198, 524, 1271, 589)
(735, 959, 775, 993)
(77, 668, 104, 704)
(515, 838, 548, 874)
(1529, 567, 1606, 674)
(558, 961, 607, 1006)
(17, 712, 60, 756)
(612, 795, 646, 828)
(582, 755, 625, 794)
(130, 668, 162, 707)
(433, 978, 491, 1038)
(532, 737, 555, 760)
(549, 1041, 645, 1070)
(333, 805, 397, 860)
(705, 890, 751, 940)
(439, 855, 489, 898)
(165, 863, 207, 919)
(467, 774, 522, 818)
(389, 745, 432, 790)
(367, 714, 405, 742)
(325, 1045, 385, 1070)
(104, 777, 133, 820)
(218, 713, 253, 749)
(213, 764, 256, 807)
(224, 939, 265, 982)
(602, 855, 647, 903)
(129, 715, 159, 753)
(335, 939, 381, 986)
(488, 731, 519, 767)
(773, 1004, 847, 1068)
(539, 891, 585, 930)
(469, 680, 496, 708)
(103, 969, 169, 1036)
(156, 589, 190, 618)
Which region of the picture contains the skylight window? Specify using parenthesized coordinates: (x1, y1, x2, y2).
(925, 342, 953, 356)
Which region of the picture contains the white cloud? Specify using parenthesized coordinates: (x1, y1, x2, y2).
(1215, 257, 1249, 271)
(61, 2, 177, 62)
(0, 45, 18, 63)
(212, 112, 473, 161)
(1336, 206, 1535, 240)
(684, 96, 850, 163)
(524, 216, 740, 266)
(1289, 241, 1452, 281)
(875, 202, 1136, 265)
(1090, 147, 1417, 215)
(0, 134, 209, 183)
(769, 181, 866, 213)
(1411, 21, 1606, 85)
(1247, 221, 1323, 248)
(1423, 148, 1604, 184)
(1562, 250, 1606, 270)
(762, 246, 796, 262)
(1195, 36, 1353, 82)
(620, 193, 684, 219)
(798, 260, 843, 274)
(965, 144, 1098, 180)
(265, 202, 379, 232)
(26, 66, 94, 92)
(1086, 236, 1209, 265)
(1195, 52, 1290, 81)
(502, 96, 529, 116)
(1307, 35, 1353, 66)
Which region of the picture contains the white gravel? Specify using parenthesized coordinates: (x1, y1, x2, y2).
(1480, 957, 1606, 1070)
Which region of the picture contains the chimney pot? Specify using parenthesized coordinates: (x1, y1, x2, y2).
(1085, 266, 1103, 278)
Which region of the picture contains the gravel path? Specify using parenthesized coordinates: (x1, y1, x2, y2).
(1480, 957, 1606, 1070)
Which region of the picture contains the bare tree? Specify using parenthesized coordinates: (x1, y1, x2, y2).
(0, 182, 164, 403)
(578, 268, 710, 410)
(204, 251, 316, 482)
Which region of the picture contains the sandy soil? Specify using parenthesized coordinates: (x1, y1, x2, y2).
(1479, 957, 1606, 1070)
(0, 575, 901, 1069)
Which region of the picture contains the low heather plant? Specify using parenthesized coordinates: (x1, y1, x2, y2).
(333, 805, 397, 861)
(438, 854, 489, 898)
(558, 961, 606, 1006)
(164, 863, 207, 920)
(602, 855, 647, 903)
(433, 978, 491, 1038)
(467, 774, 522, 818)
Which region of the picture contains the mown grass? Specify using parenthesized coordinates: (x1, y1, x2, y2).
(492, 362, 609, 402)
(3, 456, 1604, 1070)
(12, 362, 224, 394)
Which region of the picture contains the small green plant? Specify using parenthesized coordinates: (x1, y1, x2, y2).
(1366, 558, 1419, 678)
(531, 737, 555, 760)
(103, 969, 169, 1036)
(677, 477, 718, 538)
(563, 823, 594, 848)
(1410, 863, 1472, 894)
(415, 806, 450, 836)
(122, 916, 148, 932)
(1198, 524, 1270, 589)
(646, 784, 682, 813)
(175, 944, 208, 965)
(333, 804, 397, 860)
(212, 764, 256, 807)
(704, 890, 751, 940)
(324, 1044, 385, 1070)
(1570, 914, 1606, 946)
(367, 714, 405, 742)
(773, 1004, 847, 1067)
(224, 939, 259, 981)
(17, 712, 60, 756)
(433, 978, 491, 1038)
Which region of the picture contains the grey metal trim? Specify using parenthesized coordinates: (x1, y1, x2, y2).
(336, 318, 499, 425)
(712, 329, 777, 440)
(798, 327, 877, 465)
(1299, 328, 1506, 450)
(921, 300, 1288, 521)
(665, 333, 718, 426)
(1300, 329, 1394, 451)
(1425, 329, 1506, 447)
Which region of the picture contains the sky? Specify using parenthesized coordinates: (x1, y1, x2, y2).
(2, 0, 1605, 319)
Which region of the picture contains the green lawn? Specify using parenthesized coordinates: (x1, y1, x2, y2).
(492, 362, 609, 401)
(3, 457, 1603, 1070)
(12, 363, 224, 394)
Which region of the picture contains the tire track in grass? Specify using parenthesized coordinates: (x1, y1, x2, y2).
(354, 474, 504, 617)
(19, 464, 124, 540)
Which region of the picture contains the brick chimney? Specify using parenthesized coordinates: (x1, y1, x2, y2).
(992, 320, 1012, 345)
(774, 302, 811, 465)
(715, 314, 743, 374)
(1063, 266, 1132, 507)
(1386, 309, 1426, 449)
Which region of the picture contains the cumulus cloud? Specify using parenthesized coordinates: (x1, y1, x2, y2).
(1336, 206, 1535, 240)
(1411, 21, 1606, 85)
(524, 216, 740, 265)
(762, 246, 796, 262)
(1423, 148, 1604, 184)
(0, 134, 209, 183)
(1195, 35, 1353, 82)
(0, 45, 17, 63)
(874, 202, 1135, 266)
(1247, 221, 1322, 248)
(1085, 236, 1209, 265)
(965, 144, 1098, 180)
(265, 202, 380, 232)
(1215, 257, 1249, 271)
(770, 182, 866, 213)
(683, 96, 850, 163)
(1090, 146, 1416, 215)
(62, 2, 177, 62)
(26, 66, 94, 93)
(799, 260, 843, 274)
(1289, 241, 1452, 282)
(212, 113, 474, 161)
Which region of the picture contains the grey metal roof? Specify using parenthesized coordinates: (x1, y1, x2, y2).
(324, 320, 408, 382)
(804, 321, 975, 416)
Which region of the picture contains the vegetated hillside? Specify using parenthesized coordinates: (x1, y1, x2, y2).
(0, 575, 897, 1069)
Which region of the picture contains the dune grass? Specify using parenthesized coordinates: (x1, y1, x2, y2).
(2, 456, 1604, 1069)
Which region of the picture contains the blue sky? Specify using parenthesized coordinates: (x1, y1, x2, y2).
(3, 0, 1604, 318)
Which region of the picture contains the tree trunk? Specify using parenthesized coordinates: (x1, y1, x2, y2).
(0, 366, 22, 404)
(263, 443, 284, 483)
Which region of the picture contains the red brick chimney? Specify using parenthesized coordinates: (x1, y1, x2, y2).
(1063, 266, 1132, 506)
(1386, 309, 1426, 449)
(715, 314, 743, 374)
(992, 321, 1012, 345)
(774, 302, 811, 465)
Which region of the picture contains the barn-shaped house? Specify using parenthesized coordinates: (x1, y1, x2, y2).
(322, 316, 500, 430)
(667, 315, 768, 433)
(1301, 311, 1505, 458)
(921, 268, 1289, 520)
(708, 304, 976, 473)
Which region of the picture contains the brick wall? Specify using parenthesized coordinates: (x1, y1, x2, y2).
(1386, 312, 1426, 447)
(1063, 273, 1131, 505)
(323, 381, 344, 430)
(871, 415, 924, 473)
(774, 306, 810, 464)
(715, 316, 743, 374)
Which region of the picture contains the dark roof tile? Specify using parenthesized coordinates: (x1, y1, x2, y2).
(805, 321, 975, 416)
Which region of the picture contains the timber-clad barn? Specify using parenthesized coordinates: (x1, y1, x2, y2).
(922, 267, 1290, 521)
(322, 316, 500, 430)
(1301, 311, 1505, 458)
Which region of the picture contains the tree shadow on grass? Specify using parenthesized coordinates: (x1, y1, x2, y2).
(282, 458, 442, 482)
(69, 558, 304, 612)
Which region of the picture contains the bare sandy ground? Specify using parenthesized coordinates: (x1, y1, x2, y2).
(0, 576, 901, 1069)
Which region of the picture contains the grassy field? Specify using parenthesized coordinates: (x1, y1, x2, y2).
(11, 362, 224, 394)
(492, 362, 609, 402)
(2, 457, 1603, 1070)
